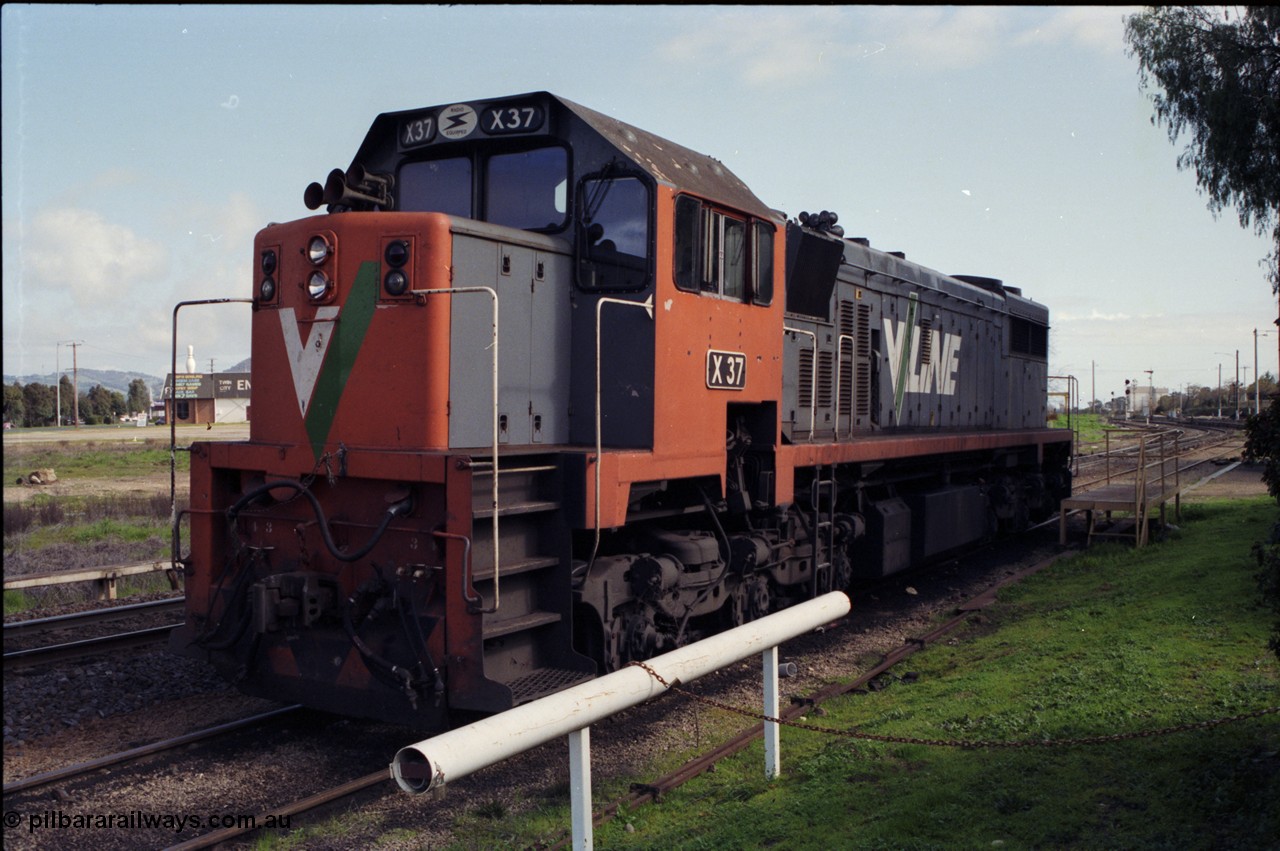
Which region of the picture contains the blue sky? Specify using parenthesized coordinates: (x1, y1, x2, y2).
(3, 5, 1276, 405)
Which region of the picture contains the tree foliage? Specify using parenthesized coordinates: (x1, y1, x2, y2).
(1124, 6, 1280, 291)
(1245, 395, 1280, 501)
(4, 381, 25, 425)
(126, 378, 150, 415)
(1244, 396, 1280, 659)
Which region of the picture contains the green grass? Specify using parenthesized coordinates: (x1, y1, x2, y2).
(3, 439, 189, 483)
(1050, 412, 1112, 454)
(441, 498, 1279, 850)
(4, 490, 186, 613)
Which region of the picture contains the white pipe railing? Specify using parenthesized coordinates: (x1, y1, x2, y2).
(391, 591, 851, 848)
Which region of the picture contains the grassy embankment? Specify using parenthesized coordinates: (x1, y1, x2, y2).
(2, 440, 188, 612)
(420, 498, 1279, 850)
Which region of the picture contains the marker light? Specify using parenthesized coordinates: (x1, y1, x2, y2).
(307, 235, 331, 265)
(385, 240, 409, 268)
(384, 270, 408, 296)
(307, 271, 331, 300)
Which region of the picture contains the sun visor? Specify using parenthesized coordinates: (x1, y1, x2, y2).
(784, 222, 844, 320)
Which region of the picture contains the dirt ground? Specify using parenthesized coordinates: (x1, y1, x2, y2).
(1180, 460, 1271, 501)
(2, 424, 248, 505)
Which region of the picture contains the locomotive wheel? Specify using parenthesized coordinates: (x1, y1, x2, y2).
(746, 575, 771, 620)
(815, 560, 834, 596)
(730, 581, 750, 627)
(833, 547, 853, 591)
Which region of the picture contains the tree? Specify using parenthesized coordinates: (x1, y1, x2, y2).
(1245, 397, 1280, 658)
(58, 375, 73, 424)
(1124, 7, 1280, 291)
(4, 381, 25, 426)
(22, 382, 54, 427)
(126, 378, 150, 415)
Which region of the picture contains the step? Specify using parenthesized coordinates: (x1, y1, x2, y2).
(482, 609, 561, 640)
(471, 555, 560, 583)
(505, 666, 596, 705)
(473, 499, 560, 520)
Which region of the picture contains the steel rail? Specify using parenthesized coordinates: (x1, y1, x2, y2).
(3, 598, 184, 638)
(166, 769, 388, 850)
(3, 624, 176, 671)
(2, 705, 302, 795)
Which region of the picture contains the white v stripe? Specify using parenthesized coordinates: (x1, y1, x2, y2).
(280, 306, 339, 417)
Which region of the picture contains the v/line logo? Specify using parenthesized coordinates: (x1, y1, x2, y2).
(883, 295, 962, 420)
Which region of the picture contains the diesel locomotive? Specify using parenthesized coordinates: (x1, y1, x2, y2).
(170, 92, 1073, 729)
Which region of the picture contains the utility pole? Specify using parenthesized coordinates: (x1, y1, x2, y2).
(1144, 369, 1154, 421)
(66, 341, 83, 428)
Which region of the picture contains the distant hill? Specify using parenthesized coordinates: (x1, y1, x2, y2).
(4, 369, 163, 399)
(6, 359, 251, 401)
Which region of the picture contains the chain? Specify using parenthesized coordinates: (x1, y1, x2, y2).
(627, 661, 1280, 750)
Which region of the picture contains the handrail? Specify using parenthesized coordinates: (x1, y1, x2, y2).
(836, 333, 854, 439)
(784, 327, 818, 441)
(589, 295, 655, 569)
(169, 299, 253, 574)
(412, 286, 501, 613)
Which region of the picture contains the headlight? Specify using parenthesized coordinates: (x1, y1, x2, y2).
(307, 271, 331, 300)
(261, 249, 278, 276)
(384, 270, 408, 296)
(385, 240, 409, 268)
(307, 235, 330, 265)
(259, 278, 276, 301)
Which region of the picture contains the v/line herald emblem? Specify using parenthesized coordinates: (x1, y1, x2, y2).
(883, 295, 962, 420)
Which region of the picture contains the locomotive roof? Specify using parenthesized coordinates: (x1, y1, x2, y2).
(839, 234, 1049, 324)
(552, 94, 777, 221)
(351, 92, 776, 221)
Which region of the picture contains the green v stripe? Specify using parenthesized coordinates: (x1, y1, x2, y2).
(893, 293, 918, 421)
(305, 261, 379, 460)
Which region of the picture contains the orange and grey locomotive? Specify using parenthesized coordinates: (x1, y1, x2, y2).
(170, 92, 1072, 729)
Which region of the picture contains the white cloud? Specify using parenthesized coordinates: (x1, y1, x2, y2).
(25, 207, 168, 304)
(1014, 7, 1141, 54)
(656, 7, 1134, 85)
(658, 8, 874, 87)
(862, 6, 1011, 71)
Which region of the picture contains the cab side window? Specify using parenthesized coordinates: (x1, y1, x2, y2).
(674, 195, 774, 305)
(577, 175, 651, 291)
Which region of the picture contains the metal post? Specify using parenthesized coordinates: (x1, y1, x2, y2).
(568, 727, 592, 850)
(763, 646, 781, 779)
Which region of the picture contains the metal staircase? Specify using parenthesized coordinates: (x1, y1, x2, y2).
(467, 457, 595, 707)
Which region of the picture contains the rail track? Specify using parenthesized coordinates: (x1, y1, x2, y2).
(3, 598, 183, 671)
(1071, 419, 1242, 493)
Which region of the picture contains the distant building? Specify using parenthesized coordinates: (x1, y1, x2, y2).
(162, 372, 251, 425)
